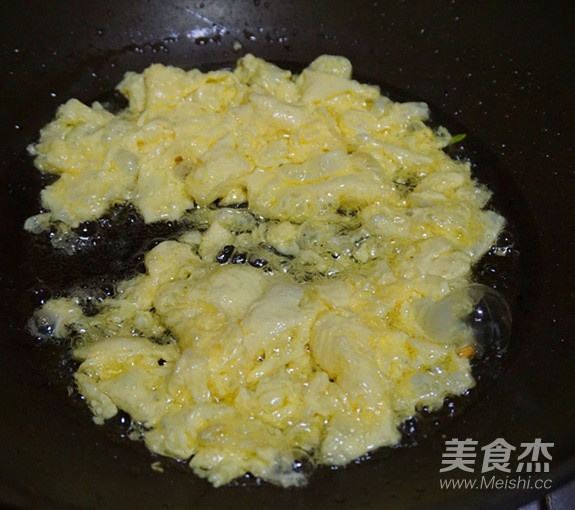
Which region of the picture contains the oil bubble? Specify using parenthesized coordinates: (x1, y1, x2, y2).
(417, 284, 511, 354)
(28, 312, 55, 339)
(269, 448, 315, 487)
(462, 284, 512, 353)
(291, 448, 316, 477)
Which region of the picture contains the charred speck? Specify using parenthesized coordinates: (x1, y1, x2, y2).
(216, 245, 235, 264)
(210, 200, 248, 210)
(266, 245, 295, 259)
(82, 299, 100, 317)
(232, 252, 247, 264)
(337, 206, 357, 217)
(158, 358, 166, 366)
(395, 177, 418, 194)
(101, 284, 115, 297)
(292, 452, 316, 476)
(249, 257, 268, 268)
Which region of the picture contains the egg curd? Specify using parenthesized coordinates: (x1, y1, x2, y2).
(28, 55, 505, 487)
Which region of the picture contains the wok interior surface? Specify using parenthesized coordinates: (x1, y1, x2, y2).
(1, 1, 574, 508)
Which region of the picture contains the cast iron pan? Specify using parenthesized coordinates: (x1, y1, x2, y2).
(1, 1, 574, 508)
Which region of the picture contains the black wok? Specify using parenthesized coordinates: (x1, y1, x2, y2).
(1, 1, 574, 508)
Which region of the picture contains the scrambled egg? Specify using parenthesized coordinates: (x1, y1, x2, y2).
(28, 55, 505, 487)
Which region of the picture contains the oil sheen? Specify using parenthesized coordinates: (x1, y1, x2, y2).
(27, 55, 505, 487)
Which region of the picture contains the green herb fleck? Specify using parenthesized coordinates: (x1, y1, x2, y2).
(449, 133, 467, 145)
